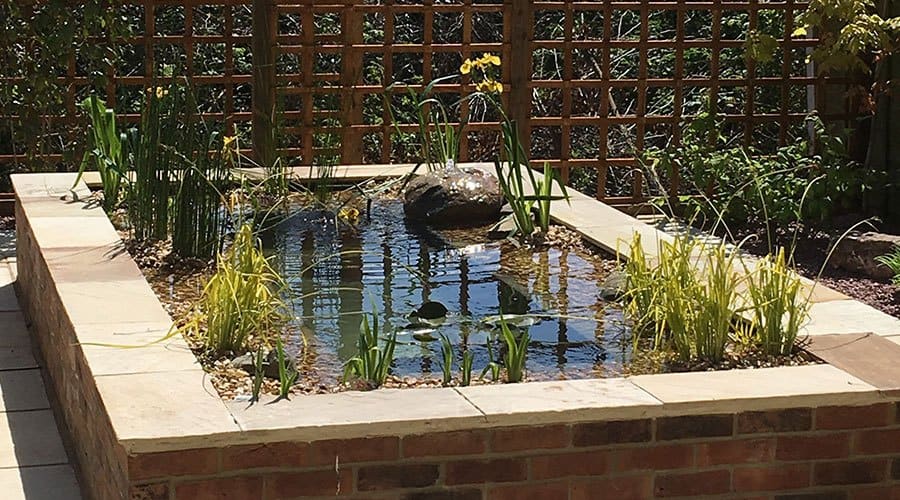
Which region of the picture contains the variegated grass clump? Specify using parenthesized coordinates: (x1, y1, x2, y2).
(188, 223, 287, 353)
(743, 248, 809, 356)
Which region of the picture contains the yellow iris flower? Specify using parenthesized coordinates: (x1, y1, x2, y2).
(479, 53, 501, 67)
(460, 59, 473, 75)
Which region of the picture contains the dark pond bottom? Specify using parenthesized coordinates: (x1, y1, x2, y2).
(265, 199, 632, 385)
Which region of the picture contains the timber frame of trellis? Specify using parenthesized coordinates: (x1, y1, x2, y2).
(1, 0, 856, 206)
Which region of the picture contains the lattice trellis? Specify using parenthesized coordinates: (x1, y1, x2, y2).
(0, 0, 855, 206)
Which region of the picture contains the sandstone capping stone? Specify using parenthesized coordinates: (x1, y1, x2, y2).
(227, 387, 485, 444)
(629, 365, 882, 415)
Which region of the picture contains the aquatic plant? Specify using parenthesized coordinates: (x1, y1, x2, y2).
(343, 311, 397, 389)
(743, 248, 809, 356)
(495, 120, 568, 238)
(75, 95, 126, 212)
(622, 233, 660, 341)
(386, 75, 463, 173)
(274, 334, 298, 400)
(498, 316, 530, 383)
(191, 223, 287, 353)
(460, 349, 474, 387)
(480, 334, 501, 382)
(876, 245, 900, 286)
(438, 334, 453, 386)
(250, 347, 265, 403)
(171, 131, 229, 259)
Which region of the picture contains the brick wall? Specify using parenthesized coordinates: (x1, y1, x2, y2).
(15, 201, 130, 500)
(127, 403, 900, 500)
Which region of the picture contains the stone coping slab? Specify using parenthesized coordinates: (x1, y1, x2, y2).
(11, 169, 900, 456)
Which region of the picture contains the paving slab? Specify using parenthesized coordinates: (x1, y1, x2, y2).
(55, 280, 172, 327)
(0, 370, 50, 412)
(42, 245, 146, 284)
(0, 410, 69, 468)
(22, 217, 120, 250)
(10, 173, 90, 201)
(0, 465, 81, 500)
(806, 333, 900, 395)
(803, 300, 900, 337)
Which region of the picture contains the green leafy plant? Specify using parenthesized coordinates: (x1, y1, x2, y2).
(876, 245, 900, 285)
(480, 334, 502, 382)
(498, 316, 530, 383)
(460, 349, 474, 387)
(386, 75, 464, 173)
(495, 120, 569, 238)
(189, 223, 287, 353)
(274, 334, 298, 400)
(744, 248, 810, 356)
(251, 347, 265, 403)
(75, 95, 126, 211)
(622, 233, 661, 341)
(342, 310, 397, 389)
(438, 334, 454, 385)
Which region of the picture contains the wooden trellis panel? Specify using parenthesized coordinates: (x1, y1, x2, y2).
(0, 0, 855, 206)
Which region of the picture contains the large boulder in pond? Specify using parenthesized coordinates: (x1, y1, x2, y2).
(404, 168, 503, 227)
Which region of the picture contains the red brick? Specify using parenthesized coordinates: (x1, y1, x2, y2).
(572, 419, 651, 447)
(403, 490, 482, 500)
(733, 464, 811, 492)
(656, 414, 734, 441)
(491, 425, 569, 452)
(308, 436, 398, 466)
(174, 476, 262, 500)
(129, 483, 168, 500)
(850, 486, 900, 500)
(816, 404, 893, 430)
(696, 438, 776, 466)
(654, 469, 731, 497)
(530, 450, 610, 480)
(613, 444, 694, 472)
(445, 458, 526, 485)
(128, 448, 219, 481)
(777, 433, 850, 461)
(265, 469, 352, 498)
(774, 492, 848, 500)
(357, 464, 440, 491)
(403, 430, 486, 458)
(221, 442, 307, 471)
(488, 482, 568, 500)
(571, 475, 653, 500)
(854, 428, 900, 455)
(814, 459, 889, 486)
(738, 408, 812, 434)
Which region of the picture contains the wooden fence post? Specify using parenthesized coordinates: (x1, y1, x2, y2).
(341, 4, 365, 164)
(508, 0, 532, 157)
(251, 0, 277, 167)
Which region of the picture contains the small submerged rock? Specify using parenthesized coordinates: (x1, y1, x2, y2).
(230, 350, 297, 379)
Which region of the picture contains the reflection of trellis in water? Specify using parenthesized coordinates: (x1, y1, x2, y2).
(0, 1, 855, 207)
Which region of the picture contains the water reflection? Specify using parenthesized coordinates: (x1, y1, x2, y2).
(268, 200, 630, 384)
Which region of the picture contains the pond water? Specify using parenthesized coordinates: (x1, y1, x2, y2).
(266, 199, 632, 385)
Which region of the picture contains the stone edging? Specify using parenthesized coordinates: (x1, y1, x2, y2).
(11, 169, 900, 462)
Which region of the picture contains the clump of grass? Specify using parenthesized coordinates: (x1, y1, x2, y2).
(190, 223, 287, 353)
(876, 245, 900, 286)
(343, 310, 397, 389)
(743, 248, 809, 356)
(498, 316, 530, 383)
(623, 234, 739, 363)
